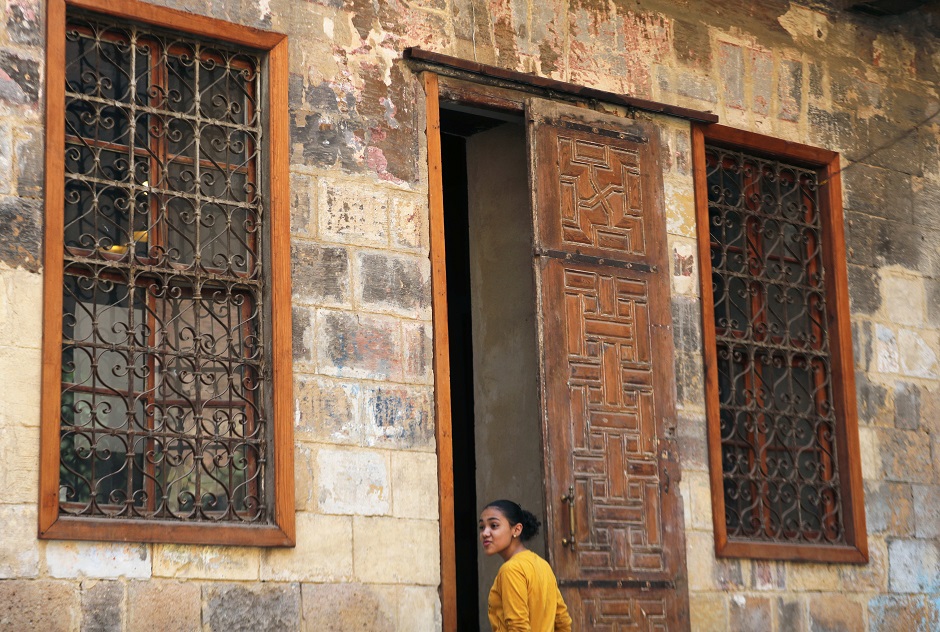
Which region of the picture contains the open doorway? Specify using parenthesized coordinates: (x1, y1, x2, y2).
(439, 105, 547, 631)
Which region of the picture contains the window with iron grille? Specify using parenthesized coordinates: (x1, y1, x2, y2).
(40, 0, 293, 546)
(693, 125, 867, 563)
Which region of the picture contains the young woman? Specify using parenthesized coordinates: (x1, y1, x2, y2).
(479, 500, 572, 632)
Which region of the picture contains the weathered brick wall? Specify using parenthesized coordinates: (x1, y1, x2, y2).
(0, 0, 937, 629)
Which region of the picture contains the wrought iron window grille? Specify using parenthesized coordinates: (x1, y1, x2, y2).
(705, 144, 845, 546)
(58, 9, 269, 523)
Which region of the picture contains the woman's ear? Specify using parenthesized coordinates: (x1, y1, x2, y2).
(512, 523, 523, 539)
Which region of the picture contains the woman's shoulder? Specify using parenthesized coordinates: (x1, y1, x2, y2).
(501, 550, 549, 574)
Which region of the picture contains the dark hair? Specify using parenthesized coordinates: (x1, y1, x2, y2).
(484, 500, 541, 541)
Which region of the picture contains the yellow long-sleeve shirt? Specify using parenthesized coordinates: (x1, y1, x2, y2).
(487, 550, 572, 632)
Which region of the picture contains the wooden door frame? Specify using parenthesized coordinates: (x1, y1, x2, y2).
(423, 68, 715, 631)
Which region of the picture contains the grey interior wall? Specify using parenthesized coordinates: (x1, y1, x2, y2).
(466, 122, 545, 628)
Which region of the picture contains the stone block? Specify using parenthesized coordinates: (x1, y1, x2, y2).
(854, 320, 875, 373)
(663, 177, 696, 239)
(362, 385, 434, 450)
(847, 212, 937, 275)
(399, 586, 442, 632)
(676, 411, 708, 472)
(294, 374, 361, 445)
(880, 270, 927, 327)
(669, 236, 699, 297)
(355, 251, 431, 318)
(778, 59, 803, 122)
(0, 197, 41, 271)
(875, 324, 900, 374)
(928, 279, 940, 328)
(0, 504, 39, 578)
(204, 583, 301, 632)
(14, 126, 42, 198)
(675, 70, 717, 104)
(391, 451, 439, 520)
(81, 580, 124, 632)
(686, 470, 713, 531)
(0, 579, 80, 631)
(750, 560, 786, 591)
(878, 427, 933, 483)
(864, 481, 914, 536)
(127, 580, 201, 632)
(0, 424, 38, 503)
(856, 373, 890, 426)
(689, 592, 728, 631)
(715, 557, 747, 591)
(6, 0, 43, 46)
(809, 594, 863, 632)
(0, 49, 40, 105)
(291, 242, 350, 306)
(295, 442, 316, 511)
(46, 541, 150, 579)
(318, 179, 389, 247)
(777, 597, 807, 632)
(843, 163, 912, 221)
(894, 381, 921, 430)
(914, 176, 940, 231)
(913, 485, 940, 538)
(750, 49, 773, 115)
(261, 513, 353, 582)
(316, 310, 403, 381)
(0, 264, 43, 352)
(898, 328, 938, 379)
(402, 320, 433, 384)
(353, 516, 440, 584)
(718, 42, 744, 110)
(292, 306, 315, 365)
(869, 595, 939, 632)
(839, 536, 889, 592)
(672, 297, 705, 410)
(0, 124, 11, 196)
(673, 20, 711, 67)
(847, 264, 881, 315)
(317, 447, 389, 515)
(863, 116, 936, 178)
(390, 193, 429, 252)
(290, 172, 315, 237)
(788, 563, 842, 592)
(0, 343, 41, 425)
(152, 544, 259, 580)
(888, 539, 940, 593)
(685, 531, 714, 591)
(729, 595, 771, 632)
(300, 583, 398, 631)
(857, 426, 882, 480)
(923, 386, 940, 437)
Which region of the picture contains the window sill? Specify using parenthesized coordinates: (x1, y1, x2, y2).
(39, 515, 296, 547)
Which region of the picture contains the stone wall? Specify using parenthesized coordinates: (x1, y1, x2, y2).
(0, 0, 937, 629)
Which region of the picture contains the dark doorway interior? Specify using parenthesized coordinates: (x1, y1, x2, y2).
(441, 125, 479, 631)
(440, 105, 545, 631)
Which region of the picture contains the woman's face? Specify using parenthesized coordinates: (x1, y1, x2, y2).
(479, 507, 522, 558)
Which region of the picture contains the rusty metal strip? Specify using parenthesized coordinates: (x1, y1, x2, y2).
(535, 247, 657, 273)
(557, 579, 676, 590)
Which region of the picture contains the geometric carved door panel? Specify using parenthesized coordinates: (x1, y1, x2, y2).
(528, 99, 689, 630)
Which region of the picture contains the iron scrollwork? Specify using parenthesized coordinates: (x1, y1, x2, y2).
(59, 11, 267, 523)
(705, 145, 844, 545)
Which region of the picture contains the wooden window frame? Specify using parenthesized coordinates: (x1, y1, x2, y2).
(40, 0, 294, 546)
(692, 123, 867, 563)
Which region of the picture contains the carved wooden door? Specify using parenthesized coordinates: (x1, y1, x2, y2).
(528, 100, 689, 631)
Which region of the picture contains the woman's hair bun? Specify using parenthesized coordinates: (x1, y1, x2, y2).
(519, 509, 541, 541)
(484, 500, 542, 542)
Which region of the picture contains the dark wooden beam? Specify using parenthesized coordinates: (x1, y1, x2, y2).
(403, 48, 719, 124)
(845, 0, 932, 16)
